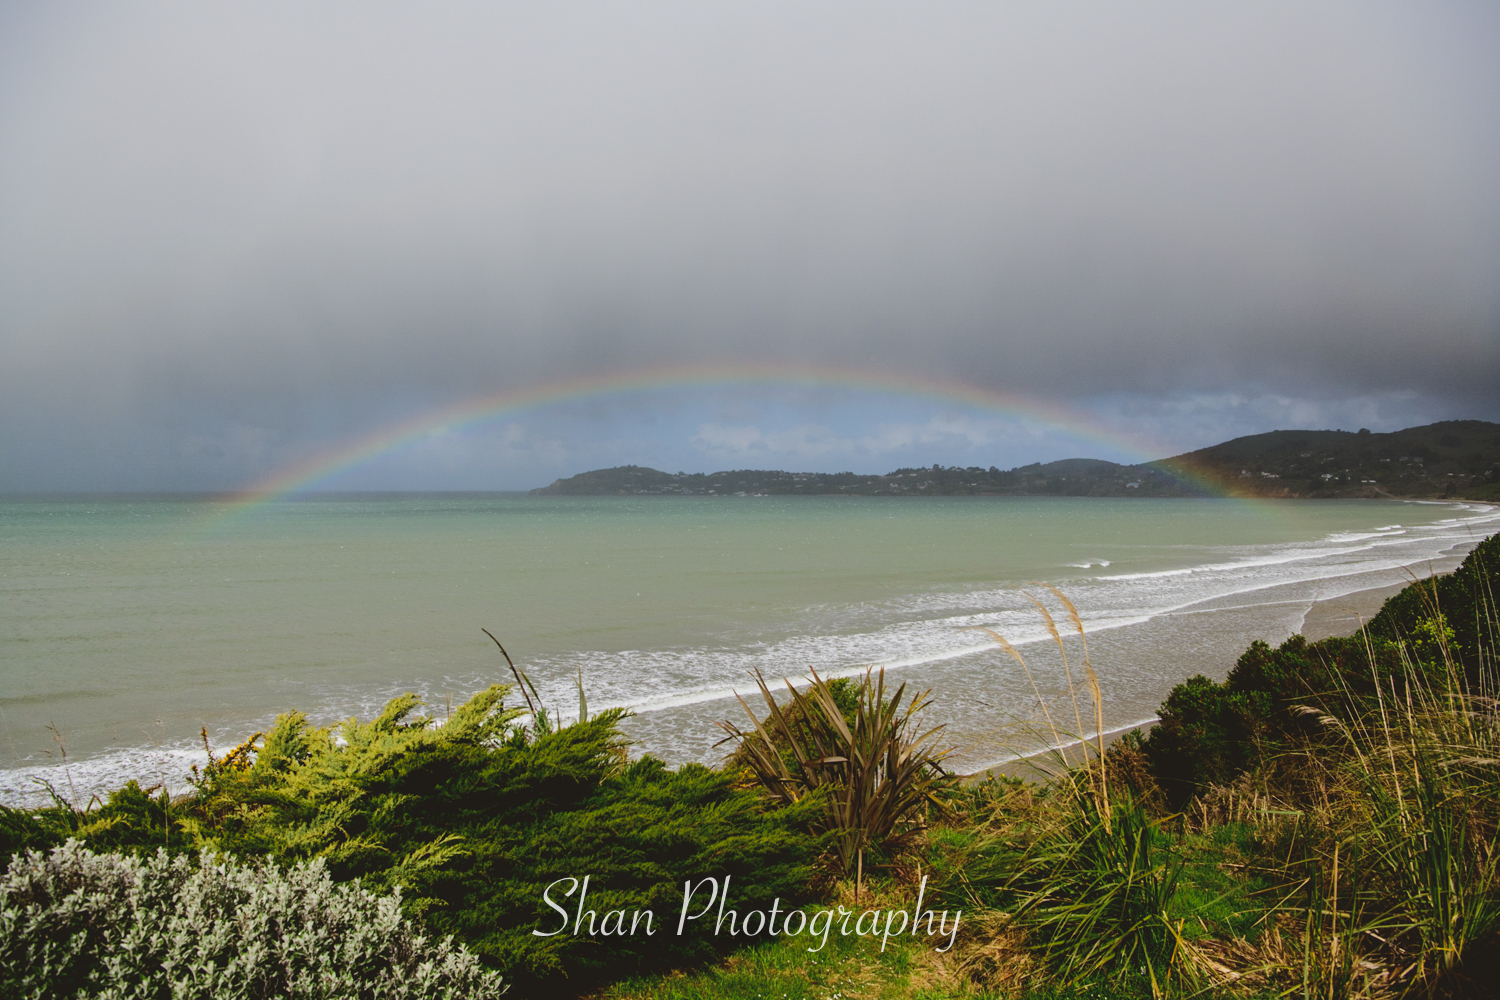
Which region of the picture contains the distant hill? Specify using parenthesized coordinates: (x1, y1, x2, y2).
(1160, 420, 1500, 500)
(531, 459, 1190, 497)
(531, 420, 1500, 500)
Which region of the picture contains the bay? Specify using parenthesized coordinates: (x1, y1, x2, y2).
(2, 493, 1495, 804)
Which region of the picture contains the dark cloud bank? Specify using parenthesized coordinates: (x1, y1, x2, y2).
(1, 2, 1497, 489)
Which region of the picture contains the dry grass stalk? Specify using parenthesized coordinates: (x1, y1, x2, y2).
(968, 626, 1068, 766)
(974, 588, 1111, 814)
(1019, 589, 1090, 770)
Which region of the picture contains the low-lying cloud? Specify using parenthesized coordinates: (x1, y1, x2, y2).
(1, 2, 1497, 490)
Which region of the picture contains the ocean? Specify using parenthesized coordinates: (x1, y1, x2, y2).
(2, 493, 1495, 805)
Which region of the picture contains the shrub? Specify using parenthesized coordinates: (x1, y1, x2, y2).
(0, 806, 57, 870)
(0, 840, 506, 1000)
(50, 684, 826, 993)
(717, 667, 954, 876)
(1007, 795, 1186, 997)
(1142, 533, 1499, 803)
(1367, 531, 1499, 682)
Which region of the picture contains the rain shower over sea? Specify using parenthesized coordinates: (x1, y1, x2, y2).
(2, 494, 1496, 805)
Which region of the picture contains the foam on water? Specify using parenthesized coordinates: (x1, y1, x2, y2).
(0, 745, 207, 807)
(3, 498, 1495, 806)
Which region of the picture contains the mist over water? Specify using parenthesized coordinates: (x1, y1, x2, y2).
(2, 495, 1494, 805)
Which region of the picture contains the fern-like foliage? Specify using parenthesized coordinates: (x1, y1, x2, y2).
(4, 683, 826, 993)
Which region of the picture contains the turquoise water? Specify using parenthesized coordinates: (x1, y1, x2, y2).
(2, 494, 1495, 803)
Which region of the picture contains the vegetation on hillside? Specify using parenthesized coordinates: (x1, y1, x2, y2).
(1142, 532, 1499, 803)
(530, 458, 1191, 498)
(531, 419, 1500, 500)
(1163, 420, 1500, 500)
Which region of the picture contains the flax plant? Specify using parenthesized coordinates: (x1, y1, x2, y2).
(718, 667, 954, 876)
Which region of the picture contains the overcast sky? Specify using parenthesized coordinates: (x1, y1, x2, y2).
(2, 2, 1497, 490)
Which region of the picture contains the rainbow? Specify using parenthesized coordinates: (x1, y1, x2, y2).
(199, 362, 1234, 523)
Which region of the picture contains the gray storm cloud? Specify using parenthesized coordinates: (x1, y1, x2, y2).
(1, 2, 1497, 488)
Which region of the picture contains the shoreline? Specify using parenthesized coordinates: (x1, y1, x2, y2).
(1299, 579, 1413, 642)
(5, 508, 1491, 807)
(4, 569, 1478, 803)
(966, 565, 1463, 781)
(2, 567, 1477, 803)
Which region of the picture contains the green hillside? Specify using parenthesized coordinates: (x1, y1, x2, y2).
(1163, 419, 1500, 499)
(530, 459, 1192, 497)
(531, 420, 1500, 499)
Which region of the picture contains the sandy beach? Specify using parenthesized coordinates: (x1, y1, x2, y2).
(977, 558, 1472, 780)
(1298, 580, 1412, 642)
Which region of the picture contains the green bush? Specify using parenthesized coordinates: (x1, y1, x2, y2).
(0, 840, 506, 999)
(1367, 531, 1500, 678)
(1142, 532, 1498, 803)
(0, 805, 58, 869)
(34, 685, 826, 993)
(1141, 634, 1409, 803)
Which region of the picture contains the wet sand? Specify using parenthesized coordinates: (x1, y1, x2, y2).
(1298, 580, 1411, 642)
(971, 565, 1463, 781)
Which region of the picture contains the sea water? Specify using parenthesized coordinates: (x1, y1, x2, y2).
(2, 494, 1495, 805)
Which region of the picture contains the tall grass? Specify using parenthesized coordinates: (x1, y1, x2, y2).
(972, 586, 1112, 809)
(956, 575, 1500, 998)
(1270, 619, 1500, 996)
(1007, 793, 1187, 995)
(1169, 570, 1500, 999)
(965, 591, 1189, 998)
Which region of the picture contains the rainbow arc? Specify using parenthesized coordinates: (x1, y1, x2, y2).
(203, 363, 1248, 525)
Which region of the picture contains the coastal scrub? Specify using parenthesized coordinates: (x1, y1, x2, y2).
(2, 685, 829, 994)
(0, 841, 506, 999)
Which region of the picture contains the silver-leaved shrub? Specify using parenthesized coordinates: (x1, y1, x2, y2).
(0, 840, 506, 999)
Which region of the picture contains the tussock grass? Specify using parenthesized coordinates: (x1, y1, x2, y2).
(917, 549, 1499, 1000)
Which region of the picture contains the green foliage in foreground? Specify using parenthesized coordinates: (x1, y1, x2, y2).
(921, 786, 1199, 997)
(0, 840, 506, 1000)
(1006, 796, 1184, 990)
(1143, 531, 1499, 803)
(2, 690, 827, 993)
(3, 532, 1496, 1000)
(1367, 528, 1500, 677)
